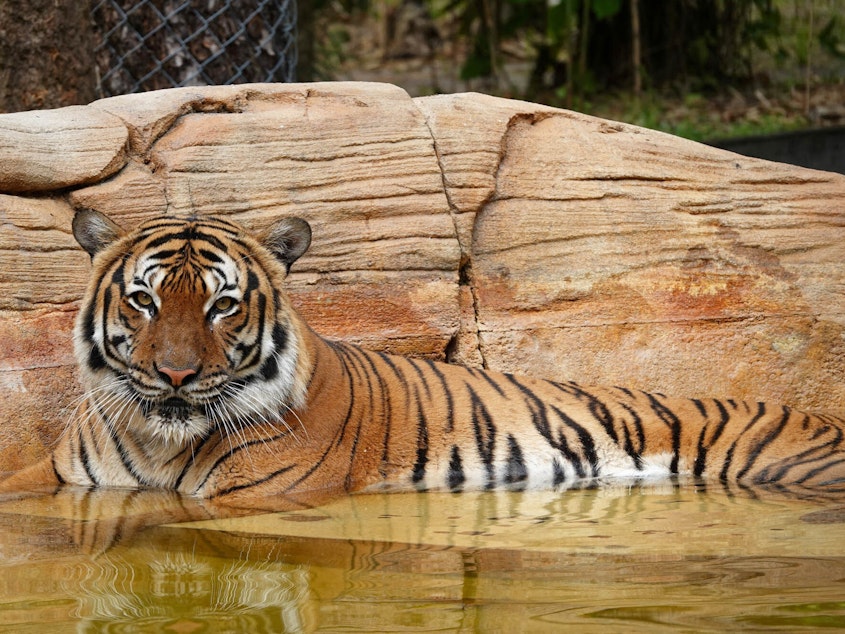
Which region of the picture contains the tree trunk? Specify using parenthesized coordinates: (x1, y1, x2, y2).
(631, 0, 641, 95)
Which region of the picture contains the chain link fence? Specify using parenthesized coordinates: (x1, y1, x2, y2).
(91, 0, 297, 98)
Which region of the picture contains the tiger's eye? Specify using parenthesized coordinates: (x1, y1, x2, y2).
(133, 291, 153, 307)
(214, 296, 235, 312)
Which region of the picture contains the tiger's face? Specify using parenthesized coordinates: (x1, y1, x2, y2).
(72, 210, 313, 447)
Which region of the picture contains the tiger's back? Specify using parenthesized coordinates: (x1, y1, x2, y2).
(3, 211, 844, 504)
(187, 337, 845, 500)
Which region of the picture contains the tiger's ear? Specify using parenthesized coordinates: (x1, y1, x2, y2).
(259, 217, 312, 272)
(72, 209, 125, 258)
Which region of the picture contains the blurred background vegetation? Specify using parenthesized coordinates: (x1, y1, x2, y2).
(0, 0, 842, 144)
(300, 0, 845, 141)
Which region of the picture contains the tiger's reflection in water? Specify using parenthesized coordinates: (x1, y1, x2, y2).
(2, 483, 845, 632)
(0, 487, 319, 631)
(71, 545, 315, 631)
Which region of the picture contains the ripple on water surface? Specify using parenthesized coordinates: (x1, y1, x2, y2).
(0, 480, 844, 632)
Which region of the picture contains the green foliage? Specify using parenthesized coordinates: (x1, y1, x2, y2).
(591, 0, 623, 20)
(819, 15, 845, 59)
(313, 25, 352, 81)
(744, 0, 782, 52)
(309, 0, 844, 138)
(593, 88, 809, 143)
(426, 0, 840, 101)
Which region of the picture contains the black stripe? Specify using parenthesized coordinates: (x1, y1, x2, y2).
(198, 429, 292, 496)
(549, 404, 597, 478)
(552, 458, 566, 486)
(80, 301, 96, 341)
(137, 218, 241, 235)
(737, 405, 792, 482)
(614, 386, 636, 399)
(99, 411, 148, 486)
(110, 258, 126, 285)
(757, 417, 841, 484)
(588, 394, 617, 443)
(84, 260, 127, 372)
(419, 359, 455, 433)
(88, 346, 107, 371)
(466, 367, 508, 398)
(245, 269, 260, 293)
(411, 387, 429, 485)
(84, 423, 103, 464)
(271, 321, 289, 352)
(198, 248, 224, 264)
(809, 457, 845, 486)
(236, 293, 267, 373)
(259, 354, 279, 381)
(143, 228, 226, 252)
(138, 262, 162, 282)
(335, 346, 375, 447)
(317, 343, 372, 492)
(354, 347, 392, 478)
(342, 346, 393, 490)
(720, 402, 766, 482)
(619, 402, 645, 469)
(549, 381, 618, 444)
(202, 341, 352, 497)
(693, 399, 730, 477)
(162, 443, 193, 470)
(504, 374, 553, 445)
(505, 434, 527, 485)
(619, 419, 642, 470)
(136, 218, 192, 231)
(326, 342, 361, 450)
(467, 384, 496, 488)
(100, 286, 121, 366)
(646, 393, 682, 474)
(404, 358, 433, 401)
(51, 454, 66, 485)
(145, 248, 180, 262)
(77, 429, 98, 485)
(175, 431, 222, 490)
(447, 445, 465, 491)
(214, 464, 296, 498)
(510, 375, 599, 477)
(375, 352, 413, 478)
(135, 220, 185, 234)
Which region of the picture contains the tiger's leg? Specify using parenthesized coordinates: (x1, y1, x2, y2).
(0, 456, 62, 495)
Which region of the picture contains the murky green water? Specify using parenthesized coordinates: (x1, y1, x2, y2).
(1, 481, 844, 632)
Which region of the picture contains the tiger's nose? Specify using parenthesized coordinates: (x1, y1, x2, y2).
(157, 365, 198, 387)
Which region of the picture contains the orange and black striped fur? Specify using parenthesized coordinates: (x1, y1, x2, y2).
(3, 210, 845, 504)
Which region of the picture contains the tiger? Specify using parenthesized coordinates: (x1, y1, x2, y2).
(2, 209, 844, 506)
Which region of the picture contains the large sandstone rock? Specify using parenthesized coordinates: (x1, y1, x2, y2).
(0, 82, 843, 472)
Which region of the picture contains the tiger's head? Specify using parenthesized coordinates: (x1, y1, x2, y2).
(72, 210, 313, 447)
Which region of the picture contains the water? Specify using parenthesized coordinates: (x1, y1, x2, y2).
(1, 481, 844, 632)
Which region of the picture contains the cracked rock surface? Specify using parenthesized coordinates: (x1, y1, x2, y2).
(1, 82, 844, 470)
